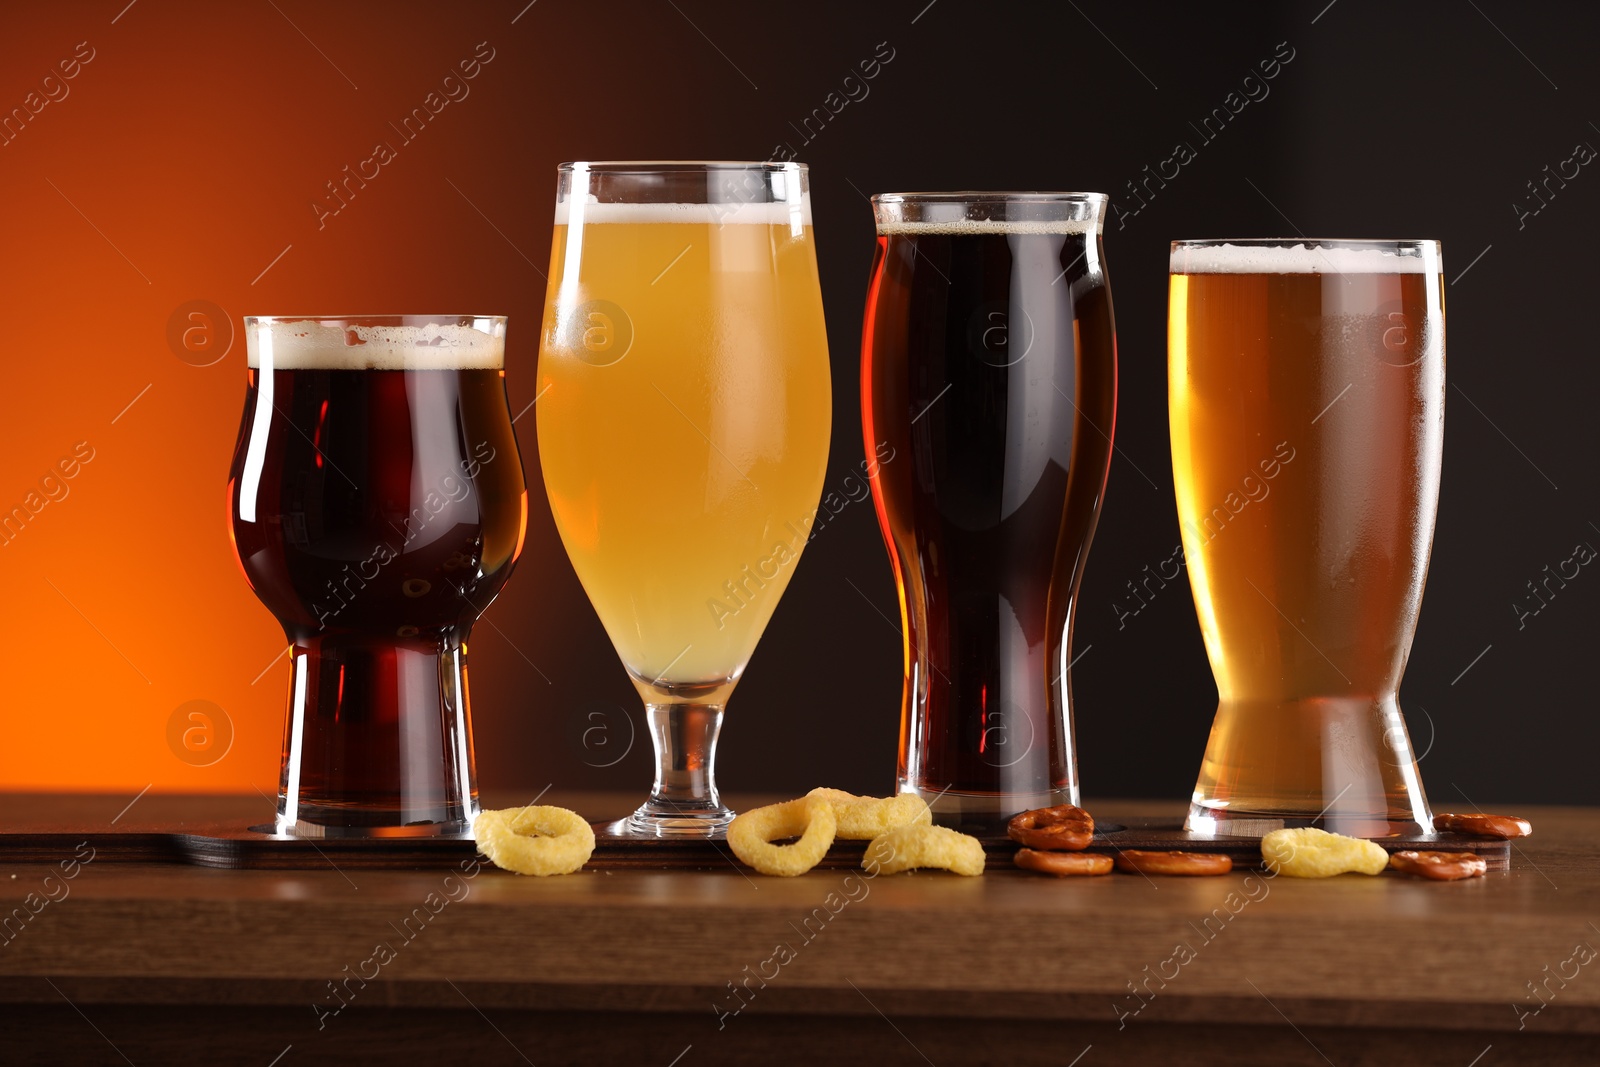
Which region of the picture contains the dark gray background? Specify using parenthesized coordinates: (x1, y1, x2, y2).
(472, 0, 1599, 808)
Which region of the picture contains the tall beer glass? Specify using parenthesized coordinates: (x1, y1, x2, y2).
(537, 162, 831, 837)
(862, 193, 1117, 829)
(1169, 240, 1443, 837)
(230, 316, 525, 837)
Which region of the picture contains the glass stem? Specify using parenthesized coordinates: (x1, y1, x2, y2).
(627, 702, 735, 836)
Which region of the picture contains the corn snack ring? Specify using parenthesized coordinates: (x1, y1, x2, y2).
(1261, 827, 1388, 878)
(474, 805, 596, 877)
(808, 787, 932, 840)
(864, 823, 985, 877)
(727, 796, 837, 877)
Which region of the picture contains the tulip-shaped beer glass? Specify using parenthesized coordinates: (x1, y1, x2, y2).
(230, 316, 526, 837)
(1169, 239, 1444, 837)
(537, 163, 832, 837)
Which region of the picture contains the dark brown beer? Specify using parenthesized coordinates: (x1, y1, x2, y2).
(230, 318, 524, 835)
(862, 200, 1116, 827)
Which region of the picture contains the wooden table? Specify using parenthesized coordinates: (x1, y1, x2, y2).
(0, 793, 1594, 1065)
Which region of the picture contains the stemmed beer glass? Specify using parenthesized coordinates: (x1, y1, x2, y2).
(537, 162, 832, 837)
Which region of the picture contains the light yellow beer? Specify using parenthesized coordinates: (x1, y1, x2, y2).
(537, 203, 832, 695)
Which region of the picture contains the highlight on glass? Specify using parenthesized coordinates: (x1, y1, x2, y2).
(536, 162, 832, 837)
(230, 315, 526, 837)
(1168, 239, 1444, 837)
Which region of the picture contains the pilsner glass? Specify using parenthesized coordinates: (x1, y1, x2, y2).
(1169, 239, 1443, 837)
(862, 193, 1117, 830)
(536, 162, 832, 837)
(230, 316, 525, 837)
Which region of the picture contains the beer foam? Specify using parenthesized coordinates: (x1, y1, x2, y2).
(876, 218, 1098, 236)
(1171, 243, 1434, 274)
(553, 198, 811, 226)
(246, 320, 504, 370)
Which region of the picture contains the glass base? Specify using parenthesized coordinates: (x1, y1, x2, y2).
(609, 700, 733, 839)
(904, 785, 1079, 835)
(275, 640, 479, 840)
(624, 799, 736, 838)
(1185, 696, 1433, 839)
(271, 803, 477, 839)
(1184, 804, 1429, 839)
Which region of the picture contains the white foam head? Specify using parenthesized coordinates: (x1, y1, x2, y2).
(246, 319, 504, 370)
(1171, 242, 1434, 274)
(554, 197, 812, 226)
(876, 217, 1097, 236)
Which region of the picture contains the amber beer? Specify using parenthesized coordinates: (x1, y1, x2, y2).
(231, 316, 525, 836)
(1169, 240, 1444, 836)
(863, 193, 1116, 828)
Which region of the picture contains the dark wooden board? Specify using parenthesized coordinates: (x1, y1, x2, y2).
(1089, 824, 1511, 871)
(0, 817, 1510, 871)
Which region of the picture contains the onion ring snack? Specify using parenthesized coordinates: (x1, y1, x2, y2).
(474, 806, 596, 877)
(727, 797, 838, 877)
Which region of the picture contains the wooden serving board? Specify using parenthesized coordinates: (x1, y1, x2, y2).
(0, 818, 1510, 871)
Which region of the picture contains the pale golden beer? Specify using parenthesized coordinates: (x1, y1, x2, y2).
(537, 163, 831, 835)
(539, 214, 830, 686)
(1169, 239, 1444, 836)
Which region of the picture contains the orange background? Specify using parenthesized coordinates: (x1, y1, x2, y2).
(0, 1, 605, 794)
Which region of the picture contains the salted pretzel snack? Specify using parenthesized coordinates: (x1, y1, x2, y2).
(727, 796, 838, 877)
(807, 788, 932, 840)
(474, 805, 596, 877)
(1432, 812, 1532, 839)
(1390, 850, 1488, 881)
(1007, 804, 1094, 851)
(864, 824, 985, 876)
(1114, 850, 1232, 876)
(1014, 849, 1112, 877)
(1261, 827, 1388, 878)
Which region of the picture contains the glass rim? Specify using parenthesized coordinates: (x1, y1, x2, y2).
(244, 314, 507, 326)
(873, 191, 1107, 205)
(1171, 238, 1439, 251)
(557, 160, 806, 174)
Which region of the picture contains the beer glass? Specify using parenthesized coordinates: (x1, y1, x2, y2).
(1169, 239, 1443, 837)
(537, 162, 831, 837)
(230, 316, 525, 837)
(862, 193, 1117, 830)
